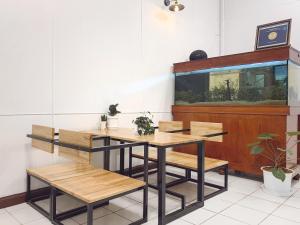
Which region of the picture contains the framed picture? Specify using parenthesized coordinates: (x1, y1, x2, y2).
(255, 19, 291, 50)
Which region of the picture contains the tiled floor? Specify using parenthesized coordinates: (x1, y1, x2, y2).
(1, 171, 300, 225)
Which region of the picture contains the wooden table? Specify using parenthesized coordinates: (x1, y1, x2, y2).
(86, 128, 206, 225)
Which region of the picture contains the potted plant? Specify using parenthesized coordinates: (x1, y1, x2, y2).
(132, 112, 156, 136)
(107, 104, 121, 129)
(100, 114, 107, 130)
(248, 132, 300, 195)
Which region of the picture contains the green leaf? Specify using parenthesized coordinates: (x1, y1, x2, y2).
(287, 131, 300, 136)
(250, 145, 264, 155)
(247, 141, 261, 148)
(271, 167, 286, 182)
(257, 133, 278, 140)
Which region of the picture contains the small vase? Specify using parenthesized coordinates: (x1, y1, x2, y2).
(261, 166, 293, 196)
(107, 116, 119, 129)
(100, 121, 107, 130)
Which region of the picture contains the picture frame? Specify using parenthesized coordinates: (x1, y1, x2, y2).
(255, 19, 291, 50)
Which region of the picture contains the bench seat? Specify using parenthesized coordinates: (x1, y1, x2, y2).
(27, 162, 99, 183)
(52, 168, 145, 203)
(132, 149, 228, 171)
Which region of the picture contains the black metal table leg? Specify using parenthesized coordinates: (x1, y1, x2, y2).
(104, 137, 110, 170)
(120, 141, 125, 174)
(157, 148, 166, 225)
(197, 142, 205, 202)
(129, 147, 133, 177)
(87, 204, 93, 225)
(143, 144, 149, 222)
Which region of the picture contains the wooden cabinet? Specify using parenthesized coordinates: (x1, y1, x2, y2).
(172, 105, 288, 176)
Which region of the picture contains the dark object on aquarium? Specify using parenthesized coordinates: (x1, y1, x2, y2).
(189, 50, 208, 61)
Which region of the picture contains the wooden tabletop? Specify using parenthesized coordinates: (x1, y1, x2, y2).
(85, 128, 205, 147)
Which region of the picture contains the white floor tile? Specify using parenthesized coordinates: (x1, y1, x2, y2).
(260, 215, 300, 225)
(284, 196, 300, 208)
(83, 213, 131, 225)
(56, 195, 84, 212)
(168, 219, 193, 225)
(292, 188, 300, 198)
(201, 214, 247, 225)
(115, 203, 157, 221)
(72, 207, 112, 224)
(5, 203, 29, 212)
(272, 205, 300, 223)
(9, 205, 44, 224)
(204, 197, 232, 213)
(237, 196, 280, 213)
(221, 204, 268, 225)
(61, 219, 79, 225)
(229, 179, 261, 195)
(23, 217, 52, 225)
(104, 197, 139, 212)
(0, 211, 19, 225)
(250, 189, 289, 203)
(214, 191, 247, 203)
(143, 218, 158, 225)
(125, 189, 157, 202)
(181, 208, 215, 225)
(148, 196, 181, 213)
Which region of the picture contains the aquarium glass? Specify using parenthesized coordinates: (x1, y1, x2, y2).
(175, 60, 288, 105)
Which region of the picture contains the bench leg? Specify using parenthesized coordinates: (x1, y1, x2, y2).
(50, 188, 57, 223)
(104, 137, 110, 170)
(87, 204, 93, 225)
(185, 169, 191, 179)
(224, 164, 229, 191)
(26, 174, 31, 202)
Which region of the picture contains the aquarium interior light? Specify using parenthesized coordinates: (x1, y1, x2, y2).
(176, 60, 288, 76)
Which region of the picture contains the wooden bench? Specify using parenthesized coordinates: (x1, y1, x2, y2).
(131, 121, 228, 200)
(27, 125, 148, 225)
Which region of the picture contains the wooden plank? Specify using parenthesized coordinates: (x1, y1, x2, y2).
(172, 105, 290, 116)
(191, 122, 223, 142)
(159, 121, 183, 132)
(32, 125, 55, 153)
(86, 128, 205, 147)
(132, 149, 228, 171)
(52, 170, 145, 203)
(174, 46, 291, 73)
(59, 129, 93, 164)
(27, 163, 99, 183)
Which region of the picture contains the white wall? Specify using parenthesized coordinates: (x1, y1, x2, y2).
(0, 0, 220, 197)
(222, 0, 300, 55)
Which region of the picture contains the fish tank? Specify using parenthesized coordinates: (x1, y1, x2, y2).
(175, 60, 289, 105)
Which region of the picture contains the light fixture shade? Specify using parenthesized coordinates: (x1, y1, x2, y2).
(169, 1, 185, 12)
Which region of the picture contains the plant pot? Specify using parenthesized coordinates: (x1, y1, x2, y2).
(261, 166, 293, 196)
(107, 116, 119, 129)
(100, 121, 107, 130)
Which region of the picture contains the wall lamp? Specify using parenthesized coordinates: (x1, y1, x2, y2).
(164, 0, 185, 12)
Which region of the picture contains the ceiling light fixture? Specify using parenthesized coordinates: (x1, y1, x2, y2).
(164, 0, 185, 12)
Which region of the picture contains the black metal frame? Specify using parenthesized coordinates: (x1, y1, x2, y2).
(132, 155, 228, 201)
(26, 134, 149, 225)
(129, 129, 228, 225)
